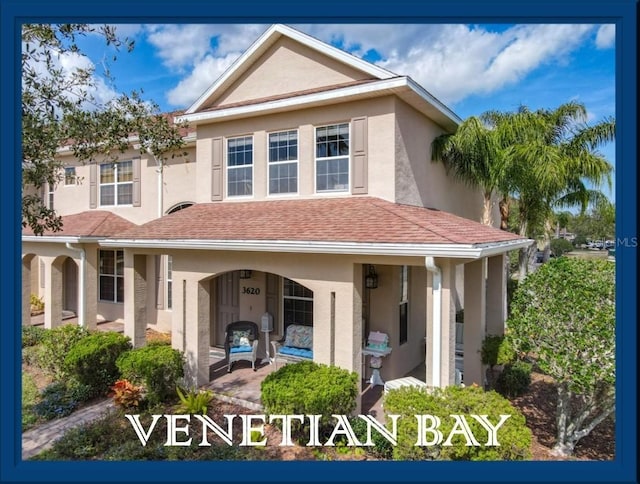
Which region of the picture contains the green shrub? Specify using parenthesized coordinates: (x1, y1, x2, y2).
(64, 332, 132, 396)
(261, 361, 358, 442)
(507, 278, 519, 316)
(117, 345, 185, 405)
(347, 416, 394, 459)
(495, 361, 532, 398)
(30, 294, 44, 312)
(22, 372, 41, 430)
(33, 379, 91, 420)
(383, 385, 532, 461)
(109, 379, 144, 410)
(22, 325, 47, 347)
(481, 335, 516, 367)
(34, 325, 90, 378)
(550, 238, 574, 257)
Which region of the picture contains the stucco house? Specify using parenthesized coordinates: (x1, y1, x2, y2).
(22, 24, 531, 408)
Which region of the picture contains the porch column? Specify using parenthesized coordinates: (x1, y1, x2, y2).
(22, 255, 34, 327)
(124, 252, 147, 348)
(182, 279, 211, 387)
(82, 247, 99, 330)
(486, 254, 507, 336)
(425, 259, 457, 388)
(463, 259, 487, 387)
(312, 286, 332, 366)
(42, 256, 63, 329)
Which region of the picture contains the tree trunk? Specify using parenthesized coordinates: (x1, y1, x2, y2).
(517, 220, 535, 280)
(552, 382, 573, 456)
(542, 219, 553, 262)
(499, 195, 510, 231)
(481, 192, 494, 226)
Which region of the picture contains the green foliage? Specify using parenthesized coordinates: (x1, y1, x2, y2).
(383, 385, 532, 461)
(347, 416, 394, 459)
(22, 325, 47, 347)
(175, 387, 214, 415)
(33, 379, 92, 420)
(495, 361, 532, 398)
(573, 234, 588, 247)
(261, 361, 358, 442)
(507, 256, 615, 454)
(64, 332, 132, 396)
(34, 324, 90, 378)
(30, 294, 44, 312)
(550, 238, 574, 257)
(117, 345, 185, 405)
(481, 335, 516, 367)
(22, 372, 41, 430)
(109, 379, 144, 410)
(507, 277, 519, 316)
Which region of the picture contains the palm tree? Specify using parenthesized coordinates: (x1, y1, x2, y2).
(431, 116, 508, 227)
(485, 102, 614, 278)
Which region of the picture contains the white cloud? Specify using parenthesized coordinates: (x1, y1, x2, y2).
(166, 52, 239, 107)
(595, 24, 615, 49)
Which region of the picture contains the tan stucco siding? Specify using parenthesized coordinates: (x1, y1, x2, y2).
(393, 98, 486, 222)
(195, 96, 396, 202)
(211, 37, 373, 108)
(52, 146, 196, 224)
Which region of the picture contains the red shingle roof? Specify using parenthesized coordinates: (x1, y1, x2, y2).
(22, 211, 137, 238)
(112, 197, 524, 246)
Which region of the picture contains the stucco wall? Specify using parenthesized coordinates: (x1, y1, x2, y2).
(211, 36, 370, 108)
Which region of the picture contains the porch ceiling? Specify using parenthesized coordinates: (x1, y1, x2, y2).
(100, 197, 531, 257)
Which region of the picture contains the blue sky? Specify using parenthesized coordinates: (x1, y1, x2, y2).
(70, 22, 616, 201)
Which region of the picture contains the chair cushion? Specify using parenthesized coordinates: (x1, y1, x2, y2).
(232, 330, 251, 347)
(279, 346, 313, 359)
(283, 325, 312, 349)
(230, 346, 253, 354)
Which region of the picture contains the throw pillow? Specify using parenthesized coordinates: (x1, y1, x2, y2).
(232, 330, 251, 347)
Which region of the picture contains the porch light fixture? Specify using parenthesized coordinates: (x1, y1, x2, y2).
(239, 269, 252, 279)
(365, 265, 378, 289)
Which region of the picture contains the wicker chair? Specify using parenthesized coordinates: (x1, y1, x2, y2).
(224, 320, 260, 373)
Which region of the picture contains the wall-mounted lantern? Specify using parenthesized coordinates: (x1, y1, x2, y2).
(365, 265, 378, 289)
(239, 269, 253, 279)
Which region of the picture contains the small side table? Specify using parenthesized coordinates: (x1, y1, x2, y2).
(362, 347, 392, 387)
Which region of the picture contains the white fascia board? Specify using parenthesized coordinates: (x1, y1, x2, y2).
(22, 236, 101, 244)
(405, 77, 462, 127)
(99, 238, 533, 258)
(179, 77, 402, 125)
(185, 23, 395, 115)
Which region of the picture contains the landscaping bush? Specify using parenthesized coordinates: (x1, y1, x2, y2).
(34, 324, 90, 378)
(33, 379, 92, 420)
(30, 294, 44, 313)
(481, 335, 516, 367)
(495, 361, 532, 398)
(117, 345, 185, 405)
(383, 385, 532, 461)
(109, 379, 144, 410)
(64, 332, 132, 396)
(175, 387, 214, 415)
(347, 415, 394, 459)
(261, 361, 358, 442)
(22, 325, 47, 348)
(550, 237, 574, 257)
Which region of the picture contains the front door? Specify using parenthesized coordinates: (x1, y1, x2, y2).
(215, 271, 239, 347)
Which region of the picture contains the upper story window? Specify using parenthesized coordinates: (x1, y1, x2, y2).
(100, 161, 133, 206)
(64, 167, 76, 186)
(268, 130, 298, 195)
(315, 123, 349, 193)
(227, 136, 253, 197)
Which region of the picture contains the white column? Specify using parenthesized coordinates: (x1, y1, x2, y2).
(464, 259, 487, 387)
(486, 254, 507, 336)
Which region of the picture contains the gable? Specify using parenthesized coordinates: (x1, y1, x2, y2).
(202, 36, 378, 111)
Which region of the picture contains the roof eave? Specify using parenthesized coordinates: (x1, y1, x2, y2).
(178, 77, 460, 131)
(22, 235, 102, 244)
(98, 238, 533, 258)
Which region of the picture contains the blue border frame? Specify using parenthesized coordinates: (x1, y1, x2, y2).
(1, 1, 636, 483)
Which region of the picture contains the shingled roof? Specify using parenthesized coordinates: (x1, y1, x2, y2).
(22, 211, 136, 238)
(110, 197, 524, 247)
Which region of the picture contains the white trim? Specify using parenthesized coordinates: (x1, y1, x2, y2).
(424, 257, 441, 387)
(177, 77, 461, 132)
(185, 24, 396, 115)
(22, 236, 101, 244)
(99, 238, 533, 258)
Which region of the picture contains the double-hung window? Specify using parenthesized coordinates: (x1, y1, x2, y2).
(283, 278, 313, 329)
(227, 136, 253, 197)
(399, 266, 409, 344)
(99, 249, 124, 303)
(100, 161, 133, 206)
(315, 123, 349, 192)
(268, 130, 298, 195)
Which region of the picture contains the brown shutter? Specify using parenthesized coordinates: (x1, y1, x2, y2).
(89, 162, 97, 208)
(211, 137, 223, 201)
(155, 255, 164, 310)
(351, 116, 368, 194)
(132, 156, 142, 207)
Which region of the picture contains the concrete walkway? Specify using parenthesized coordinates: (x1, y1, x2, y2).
(22, 399, 115, 460)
